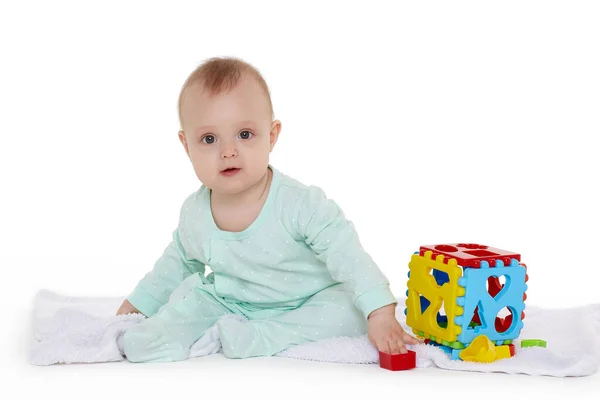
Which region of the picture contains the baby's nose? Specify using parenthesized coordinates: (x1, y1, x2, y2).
(220, 145, 237, 159)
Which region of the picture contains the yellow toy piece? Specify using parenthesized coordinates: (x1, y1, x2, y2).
(459, 335, 496, 363)
(406, 251, 465, 343)
(495, 345, 513, 361)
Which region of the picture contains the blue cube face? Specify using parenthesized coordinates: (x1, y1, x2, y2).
(456, 259, 527, 344)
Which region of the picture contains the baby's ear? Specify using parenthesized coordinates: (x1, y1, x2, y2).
(178, 130, 190, 157)
(269, 120, 282, 151)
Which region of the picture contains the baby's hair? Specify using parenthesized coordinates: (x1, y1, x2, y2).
(178, 56, 274, 130)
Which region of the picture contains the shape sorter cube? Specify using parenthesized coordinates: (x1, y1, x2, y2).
(405, 243, 528, 359)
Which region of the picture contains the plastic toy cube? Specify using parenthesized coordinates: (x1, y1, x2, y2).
(405, 243, 528, 349)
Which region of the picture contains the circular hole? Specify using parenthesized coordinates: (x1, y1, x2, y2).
(495, 307, 514, 333)
(434, 245, 458, 252)
(456, 243, 488, 249)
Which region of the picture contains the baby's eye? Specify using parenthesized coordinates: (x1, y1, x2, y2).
(202, 135, 216, 144)
(238, 130, 254, 140)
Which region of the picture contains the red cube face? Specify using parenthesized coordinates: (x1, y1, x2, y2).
(379, 350, 416, 371)
(419, 243, 521, 268)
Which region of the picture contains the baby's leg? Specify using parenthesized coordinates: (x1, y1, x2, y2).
(123, 274, 236, 363)
(217, 284, 368, 359)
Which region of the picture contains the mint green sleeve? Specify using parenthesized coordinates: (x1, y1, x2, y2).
(295, 186, 397, 319)
(127, 227, 205, 317)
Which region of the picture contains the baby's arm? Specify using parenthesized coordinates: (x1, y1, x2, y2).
(296, 187, 396, 317)
(295, 186, 417, 353)
(117, 226, 205, 317)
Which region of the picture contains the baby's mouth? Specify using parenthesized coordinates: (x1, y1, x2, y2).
(220, 167, 241, 176)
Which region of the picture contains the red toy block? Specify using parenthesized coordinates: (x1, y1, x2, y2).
(508, 344, 515, 357)
(379, 350, 416, 371)
(419, 243, 521, 268)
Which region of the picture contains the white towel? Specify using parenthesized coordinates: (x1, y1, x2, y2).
(29, 289, 600, 377)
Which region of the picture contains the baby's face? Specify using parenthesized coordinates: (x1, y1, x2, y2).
(179, 77, 279, 196)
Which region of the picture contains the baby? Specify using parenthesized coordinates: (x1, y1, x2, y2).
(117, 57, 418, 362)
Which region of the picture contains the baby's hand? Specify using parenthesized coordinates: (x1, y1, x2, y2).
(367, 304, 419, 354)
(116, 299, 142, 316)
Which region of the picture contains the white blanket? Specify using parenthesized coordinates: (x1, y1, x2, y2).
(29, 289, 600, 377)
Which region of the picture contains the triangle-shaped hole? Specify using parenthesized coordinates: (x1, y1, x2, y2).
(419, 295, 430, 314)
(468, 301, 486, 331)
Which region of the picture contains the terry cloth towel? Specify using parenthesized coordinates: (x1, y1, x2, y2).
(29, 290, 600, 377)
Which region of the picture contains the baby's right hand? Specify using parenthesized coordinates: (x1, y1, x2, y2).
(116, 299, 141, 316)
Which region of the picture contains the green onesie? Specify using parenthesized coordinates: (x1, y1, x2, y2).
(123, 166, 397, 362)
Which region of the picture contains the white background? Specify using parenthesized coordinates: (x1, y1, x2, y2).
(1, 0, 599, 398)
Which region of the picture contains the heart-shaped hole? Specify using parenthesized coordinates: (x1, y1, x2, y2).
(486, 275, 508, 299)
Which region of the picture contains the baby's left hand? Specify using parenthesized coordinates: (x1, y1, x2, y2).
(367, 304, 419, 354)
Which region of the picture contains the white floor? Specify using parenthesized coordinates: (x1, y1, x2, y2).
(6, 307, 600, 400)
(9, 353, 600, 400)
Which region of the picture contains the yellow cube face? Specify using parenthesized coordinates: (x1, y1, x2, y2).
(405, 251, 465, 343)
